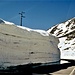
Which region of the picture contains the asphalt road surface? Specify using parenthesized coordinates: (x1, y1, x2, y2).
(33, 66, 75, 75)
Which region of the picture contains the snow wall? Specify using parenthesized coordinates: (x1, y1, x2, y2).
(0, 24, 60, 68)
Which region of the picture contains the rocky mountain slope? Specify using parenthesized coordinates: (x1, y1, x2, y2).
(47, 17, 75, 59)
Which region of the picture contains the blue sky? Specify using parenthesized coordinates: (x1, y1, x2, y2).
(0, 0, 75, 30)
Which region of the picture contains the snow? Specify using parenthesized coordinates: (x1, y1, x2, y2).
(48, 18, 75, 37)
(58, 37, 67, 50)
(0, 18, 49, 36)
(57, 23, 67, 32)
(4, 20, 14, 25)
(0, 18, 14, 25)
(17, 26, 32, 31)
(33, 29, 49, 36)
(47, 17, 75, 61)
(0, 23, 60, 68)
(58, 34, 75, 60)
(17, 26, 49, 36)
(60, 60, 69, 64)
(61, 50, 75, 59)
(1, 17, 75, 63)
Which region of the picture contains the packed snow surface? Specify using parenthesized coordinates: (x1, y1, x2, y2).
(0, 21, 60, 68)
(17, 26, 49, 36)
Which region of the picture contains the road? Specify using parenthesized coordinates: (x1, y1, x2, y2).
(33, 66, 75, 75)
(51, 66, 75, 75)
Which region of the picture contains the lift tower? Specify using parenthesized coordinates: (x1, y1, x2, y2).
(19, 12, 25, 26)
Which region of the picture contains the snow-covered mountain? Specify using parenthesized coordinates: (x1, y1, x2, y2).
(47, 17, 75, 59)
(0, 18, 14, 25)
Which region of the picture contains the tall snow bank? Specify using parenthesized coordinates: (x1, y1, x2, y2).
(0, 24, 60, 68)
